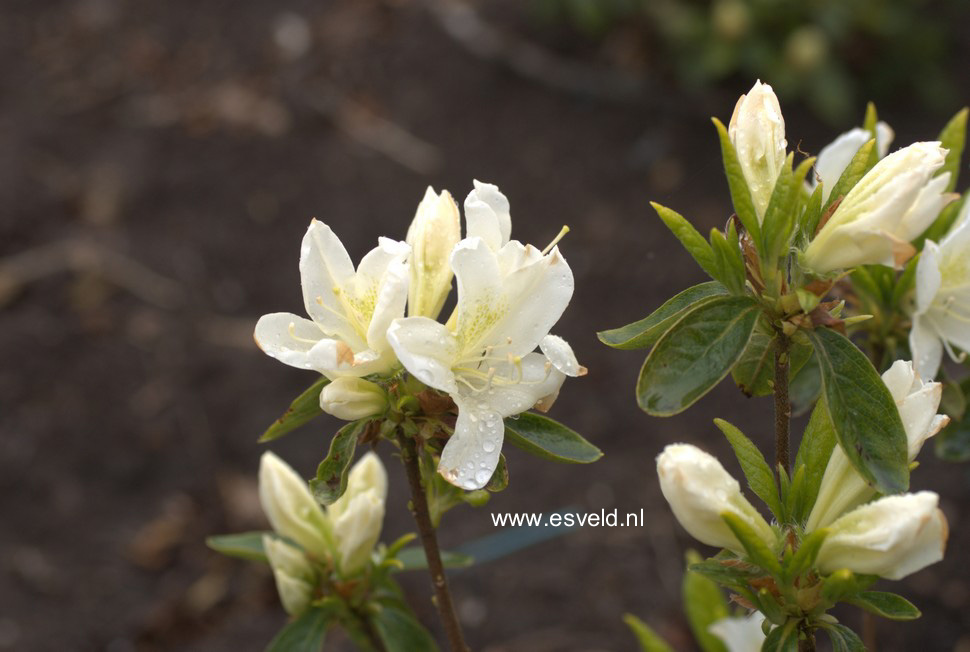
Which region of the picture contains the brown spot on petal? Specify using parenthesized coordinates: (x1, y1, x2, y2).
(336, 341, 355, 366)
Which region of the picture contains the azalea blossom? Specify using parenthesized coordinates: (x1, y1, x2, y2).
(802, 141, 953, 274)
(806, 360, 948, 531)
(815, 491, 948, 580)
(708, 612, 767, 652)
(809, 122, 894, 203)
(729, 80, 788, 221)
(254, 219, 410, 379)
(656, 444, 775, 554)
(387, 182, 582, 490)
(909, 199, 970, 379)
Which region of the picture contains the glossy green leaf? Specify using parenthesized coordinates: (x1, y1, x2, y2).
(394, 547, 474, 572)
(651, 202, 720, 280)
(792, 399, 837, 522)
(638, 296, 761, 416)
(260, 377, 330, 442)
(372, 604, 440, 652)
(822, 623, 865, 652)
(598, 282, 728, 350)
(714, 419, 782, 519)
(623, 614, 675, 652)
(504, 412, 602, 463)
(822, 140, 876, 217)
(683, 550, 730, 652)
(265, 607, 332, 652)
(789, 352, 821, 416)
(712, 117, 762, 248)
(937, 107, 968, 192)
(807, 328, 909, 494)
(848, 591, 921, 621)
(309, 420, 367, 505)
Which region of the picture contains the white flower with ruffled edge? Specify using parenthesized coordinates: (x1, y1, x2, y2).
(387, 183, 582, 490)
(254, 219, 410, 378)
(910, 200, 970, 380)
(809, 122, 894, 203)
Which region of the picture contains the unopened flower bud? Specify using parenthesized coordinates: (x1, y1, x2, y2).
(319, 377, 387, 421)
(332, 488, 385, 574)
(258, 452, 332, 559)
(328, 452, 388, 522)
(263, 535, 315, 615)
(816, 491, 947, 580)
(729, 81, 787, 221)
(657, 444, 775, 555)
(406, 187, 460, 319)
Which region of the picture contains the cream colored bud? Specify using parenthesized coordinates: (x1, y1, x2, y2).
(406, 187, 460, 319)
(263, 536, 315, 615)
(729, 80, 788, 221)
(657, 444, 775, 554)
(816, 492, 948, 580)
(319, 377, 387, 421)
(332, 488, 385, 575)
(328, 451, 388, 522)
(258, 452, 332, 559)
(802, 141, 952, 274)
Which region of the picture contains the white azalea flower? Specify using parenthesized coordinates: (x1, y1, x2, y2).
(815, 491, 948, 580)
(909, 200, 970, 379)
(809, 122, 894, 203)
(387, 183, 580, 490)
(656, 444, 775, 555)
(802, 142, 952, 274)
(729, 80, 788, 221)
(708, 612, 767, 652)
(254, 219, 410, 378)
(806, 360, 947, 531)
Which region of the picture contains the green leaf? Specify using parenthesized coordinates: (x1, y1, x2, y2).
(504, 412, 602, 463)
(792, 399, 837, 522)
(651, 202, 720, 280)
(486, 453, 510, 492)
(260, 377, 330, 442)
(309, 420, 367, 505)
(394, 547, 474, 572)
(710, 226, 746, 294)
(721, 512, 780, 576)
(265, 607, 332, 652)
(762, 156, 814, 268)
(937, 107, 968, 192)
(822, 140, 876, 217)
(761, 619, 798, 652)
(712, 117, 762, 249)
(807, 328, 909, 494)
(798, 183, 825, 245)
(822, 623, 865, 652)
(789, 352, 821, 416)
(206, 531, 273, 563)
(689, 557, 766, 593)
(732, 325, 812, 398)
(623, 614, 675, 652)
(848, 591, 921, 621)
(637, 296, 761, 416)
(784, 528, 827, 582)
(371, 603, 440, 652)
(714, 419, 782, 519)
(862, 102, 878, 136)
(598, 281, 728, 349)
(683, 550, 730, 652)
(784, 464, 806, 525)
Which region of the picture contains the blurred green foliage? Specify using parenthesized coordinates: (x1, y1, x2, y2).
(531, 0, 967, 122)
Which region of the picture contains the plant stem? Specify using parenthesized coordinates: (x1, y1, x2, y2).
(799, 630, 816, 652)
(399, 433, 470, 652)
(774, 332, 792, 478)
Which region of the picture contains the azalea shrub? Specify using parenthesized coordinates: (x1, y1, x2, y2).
(602, 81, 965, 650)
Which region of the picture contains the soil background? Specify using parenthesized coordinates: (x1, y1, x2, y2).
(3, 1, 970, 651)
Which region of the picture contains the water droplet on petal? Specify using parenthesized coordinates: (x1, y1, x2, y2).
(482, 440, 496, 453)
(475, 469, 491, 485)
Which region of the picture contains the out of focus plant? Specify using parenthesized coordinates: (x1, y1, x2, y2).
(531, 0, 966, 121)
(602, 80, 964, 649)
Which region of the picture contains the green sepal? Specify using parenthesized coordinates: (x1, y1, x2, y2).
(503, 412, 602, 463)
(847, 591, 921, 621)
(265, 605, 334, 652)
(683, 550, 730, 652)
(598, 281, 729, 350)
(807, 328, 909, 494)
(651, 201, 720, 280)
(637, 295, 761, 416)
(714, 418, 783, 520)
(821, 139, 876, 218)
(260, 377, 330, 442)
(721, 512, 781, 576)
(309, 419, 367, 505)
(623, 614, 675, 652)
(712, 117, 762, 250)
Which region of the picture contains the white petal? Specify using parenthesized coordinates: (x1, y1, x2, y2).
(814, 128, 871, 201)
(450, 236, 505, 343)
(910, 316, 944, 381)
(914, 241, 942, 314)
(496, 240, 544, 276)
(708, 613, 766, 652)
(875, 121, 895, 158)
(365, 242, 410, 353)
(299, 221, 360, 345)
(484, 352, 566, 417)
(939, 198, 970, 250)
(540, 334, 586, 377)
(897, 380, 943, 460)
(880, 359, 916, 401)
(438, 397, 504, 490)
(306, 339, 386, 377)
(464, 180, 511, 250)
(899, 173, 952, 241)
(386, 317, 459, 394)
(254, 312, 324, 370)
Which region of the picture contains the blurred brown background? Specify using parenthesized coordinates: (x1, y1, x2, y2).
(3, 0, 970, 650)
